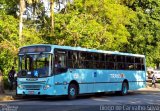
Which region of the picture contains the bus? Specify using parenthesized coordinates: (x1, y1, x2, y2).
(17, 44, 146, 99)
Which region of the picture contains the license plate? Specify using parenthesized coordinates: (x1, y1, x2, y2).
(28, 91, 34, 94)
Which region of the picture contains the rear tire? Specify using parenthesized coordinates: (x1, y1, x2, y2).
(68, 84, 78, 100)
(120, 82, 128, 96)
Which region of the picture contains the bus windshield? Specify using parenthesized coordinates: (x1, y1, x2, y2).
(18, 53, 52, 78)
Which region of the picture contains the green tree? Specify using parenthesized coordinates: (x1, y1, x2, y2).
(125, 0, 160, 67)
(0, 14, 45, 75)
(53, 0, 135, 51)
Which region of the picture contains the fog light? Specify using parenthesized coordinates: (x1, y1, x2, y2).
(43, 85, 51, 90)
(18, 84, 24, 89)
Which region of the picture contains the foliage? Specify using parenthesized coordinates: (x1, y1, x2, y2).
(125, 0, 160, 67)
(0, 0, 160, 75)
(54, 0, 135, 52)
(0, 15, 19, 74)
(3, 76, 10, 89)
(0, 14, 45, 75)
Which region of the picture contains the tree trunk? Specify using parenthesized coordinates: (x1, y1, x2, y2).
(50, 0, 54, 36)
(0, 70, 4, 94)
(19, 0, 25, 42)
(156, 63, 160, 69)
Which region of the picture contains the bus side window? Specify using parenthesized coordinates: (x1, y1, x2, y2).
(142, 65, 145, 70)
(79, 52, 86, 68)
(68, 51, 80, 69)
(86, 52, 93, 69)
(54, 50, 67, 74)
(126, 56, 135, 70)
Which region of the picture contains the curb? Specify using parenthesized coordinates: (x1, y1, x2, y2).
(138, 87, 160, 92)
(0, 95, 14, 101)
(0, 90, 16, 101)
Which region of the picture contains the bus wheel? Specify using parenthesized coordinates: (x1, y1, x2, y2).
(120, 82, 128, 96)
(68, 84, 78, 100)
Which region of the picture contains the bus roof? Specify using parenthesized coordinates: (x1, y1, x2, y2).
(19, 44, 145, 58)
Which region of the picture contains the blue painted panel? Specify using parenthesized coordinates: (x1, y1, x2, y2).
(17, 69, 146, 96)
(54, 69, 146, 94)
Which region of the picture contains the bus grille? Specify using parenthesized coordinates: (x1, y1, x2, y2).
(23, 85, 41, 90)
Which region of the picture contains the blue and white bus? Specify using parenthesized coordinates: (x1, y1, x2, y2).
(17, 44, 146, 99)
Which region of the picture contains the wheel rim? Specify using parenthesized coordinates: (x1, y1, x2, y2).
(123, 84, 127, 94)
(70, 87, 75, 96)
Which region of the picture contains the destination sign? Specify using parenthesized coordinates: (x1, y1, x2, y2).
(19, 46, 51, 53)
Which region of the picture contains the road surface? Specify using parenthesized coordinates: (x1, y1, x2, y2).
(0, 90, 160, 111)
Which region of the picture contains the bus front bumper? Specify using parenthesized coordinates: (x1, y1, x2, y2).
(17, 87, 54, 96)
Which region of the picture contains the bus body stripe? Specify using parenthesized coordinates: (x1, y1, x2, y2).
(54, 81, 145, 85)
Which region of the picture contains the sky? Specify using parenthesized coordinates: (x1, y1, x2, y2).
(23, 0, 67, 19)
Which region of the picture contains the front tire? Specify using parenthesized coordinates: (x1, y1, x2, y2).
(68, 84, 78, 100)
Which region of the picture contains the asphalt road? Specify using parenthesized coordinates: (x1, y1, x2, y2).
(0, 90, 160, 111)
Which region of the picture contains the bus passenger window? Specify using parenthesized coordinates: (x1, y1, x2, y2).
(128, 64, 134, 70)
(117, 63, 125, 70)
(106, 62, 115, 69)
(137, 64, 142, 70)
(54, 53, 67, 74)
(135, 57, 141, 63)
(142, 65, 145, 70)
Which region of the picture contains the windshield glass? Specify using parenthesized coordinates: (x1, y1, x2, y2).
(18, 53, 52, 78)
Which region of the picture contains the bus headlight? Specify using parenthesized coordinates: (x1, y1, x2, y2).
(43, 85, 51, 90)
(18, 84, 24, 89)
